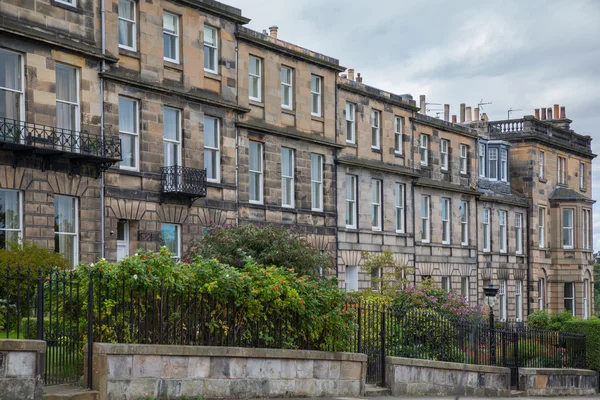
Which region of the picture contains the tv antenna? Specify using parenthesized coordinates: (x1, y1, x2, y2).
(426, 102, 443, 117)
(507, 108, 522, 120)
(478, 99, 492, 111)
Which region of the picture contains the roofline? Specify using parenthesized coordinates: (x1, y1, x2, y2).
(171, 0, 250, 24)
(337, 82, 420, 112)
(412, 114, 479, 139)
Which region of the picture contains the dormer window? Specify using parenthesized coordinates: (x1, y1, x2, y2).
(488, 148, 498, 180)
(478, 143, 486, 177)
(500, 149, 508, 182)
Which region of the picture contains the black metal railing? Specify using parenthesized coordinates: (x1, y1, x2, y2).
(0, 117, 121, 162)
(160, 164, 207, 201)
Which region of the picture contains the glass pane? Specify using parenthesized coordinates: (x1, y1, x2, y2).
(0, 90, 21, 120)
(54, 234, 75, 265)
(346, 176, 354, 200)
(250, 76, 259, 98)
(283, 177, 292, 205)
(0, 50, 21, 91)
(312, 93, 319, 114)
(311, 75, 319, 92)
(250, 172, 259, 201)
(164, 35, 177, 60)
(119, 97, 136, 133)
(56, 102, 75, 131)
(442, 201, 448, 219)
(204, 46, 215, 70)
(204, 27, 215, 45)
(282, 85, 290, 106)
(117, 220, 127, 241)
(205, 149, 217, 179)
(119, 0, 134, 19)
(120, 133, 136, 168)
(346, 202, 354, 226)
(0, 190, 20, 229)
(249, 57, 259, 75)
(164, 142, 180, 167)
(119, 20, 134, 47)
(163, 13, 176, 33)
(563, 209, 572, 227)
(281, 67, 290, 84)
(311, 155, 321, 181)
(249, 142, 261, 171)
(421, 197, 427, 217)
(204, 117, 217, 148)
(282, 149, 292, 176)
(54, 195, 76, 233)
(0, 230, 19, 249)
(56, 64, 77, 102)
(164, 108, 179, 141)
(161, 224, 178, 255)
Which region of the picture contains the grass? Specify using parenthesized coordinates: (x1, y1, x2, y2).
(0, 330, 24, 339)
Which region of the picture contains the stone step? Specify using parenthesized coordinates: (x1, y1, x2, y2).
(43, 385, 99, 400)
(364, 384, 391, 397)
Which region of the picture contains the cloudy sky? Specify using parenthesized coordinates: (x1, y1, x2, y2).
(227, 0, 600, 250)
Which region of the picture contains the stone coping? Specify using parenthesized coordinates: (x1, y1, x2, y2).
(0, 339, 46, 353)
(386, 356, 509, 374)
(519, 367, 597, 376)
(91, 343, 367, 362)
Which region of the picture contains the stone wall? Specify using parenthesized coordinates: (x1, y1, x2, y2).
(385, 356, 510, 397)
(0, 340, 45, 400)
(88, 343, 366, 400)
(519, 368, 598, 396)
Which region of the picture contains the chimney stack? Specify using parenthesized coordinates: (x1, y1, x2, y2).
(541, 108, 547, 120)
(452, 115, 457, 123)
(534, 109, 540, 119)
(340, 74, 347, 79)
(553, 104, 559, 119)
(356, 73, 363, 83)
(443, 104, 450, 122)
(560, 106, 566, 119)
(474, 107, 480, 121)
(547, 107, 552, 120)
(420, 95, 426, 114)
(347, 69, 355, 81)
(269, 25, 278, 39)
(466, 106, 472, 122)
(460, 103, 465, 123)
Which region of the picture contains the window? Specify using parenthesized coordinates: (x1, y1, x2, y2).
(557, 156, 566, 184)
(499, 210, 507, 253)
(0, 190, 21, 249)
(119, 97, 138, 170)
(56, 63, 80, 134)
(460, 201, 468, 245)
(440, 140, 449, 171)
(248, 56, 262, 101)
(583, 278, 589, 320)
(371, 110, 380, 150)
(204, 116, 220, 182)
(459, 144, 467, 174)
(0, 49, 24, 122)
(564, 282, 574, 316)
(478, 143, 486, 177)
(371, 268, 382, 292)
(346, 175, 357, 229)
(516, 280, 523, 322)
(161, 223, 180, 260)
(421, 195, 430, 243)
(563, 208, 574, 249)
(310, 75, 322, 117)
(488, 148, 498, 180)
(420, 134, 429, 166)
(395, 183, 405, 233)
(371, 179, 382, 231)
(346, 103, 355, 143)
(461, 277, 469, 301)
(539, 151, 545, 179)
(346, 265, 358, 292)
(441, 276, 451, 292)
(118, 0, 136, 51)
(539, 207, 546, 248)
(116, 220, 129, 261)
(163, 107, 181, 167)
(441, 198, 450, 244)
(499, 280, 507, 321)
(580, 162, 586, 189)
(583, 209, 591, 250)
(394, 117, 403, 154)
(54, 195, 78, 266)
(203, 26, 218, 73)
(249, 141, 263, 204)
(538, 278, 545, 311)
(281, 148, 294, 208)
(311, 154, 323, 211)
(55, 0, 76, 6)
(515, 213, 523, 255)
(482, 208, 491, 252)
(280, 66, 293, 109)
(500, 149, 508, 182)
(163, 12, 179, 63)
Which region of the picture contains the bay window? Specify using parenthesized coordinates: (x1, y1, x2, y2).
(489, 148, 498, 180)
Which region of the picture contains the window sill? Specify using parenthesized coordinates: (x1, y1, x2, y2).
(580, 187, 587, 193)
(371, 148, 381, 153)
(394, 152, 404, 158)
(249, 100, 265, 108)
(441, 169, 450, 174)
(206, 181, 236, 190)
(538, 178, 547, 183)
(119, 48, 141, 59)
(345, 142, 357, 148)
(204, 71, 221, 81)
(311, 115, 324, 122)
(460, 172, 468, 177)
(164, 61, 183, 70)
(282, 108, 296, 115)
(50, 0, 83, 13)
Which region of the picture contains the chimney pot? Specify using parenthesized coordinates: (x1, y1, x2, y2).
(560, 106, 566, 119)
(466, 106, 472, 122)
(547, 107, 552, 120)
(554, 104, 559, 119)
(481, 113, 488, 122)
(474, 107, 480, 121)
(541, 108, 547, 120)
(420, 95, 426, 114)
(534, 109, 540, 119)
(340, 74, 347, 79)
(269, 25, 278, 39)
(356, 73, 362, 83)
(452, 115, 457, 123)
(460, 103, 466, 123)
(443, 104, 450, 122)
(348, 69, 355, 81)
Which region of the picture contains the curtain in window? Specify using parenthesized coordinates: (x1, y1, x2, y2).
(0, 50, 21, 121)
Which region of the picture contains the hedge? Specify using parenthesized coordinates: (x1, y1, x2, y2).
(564, 319, 600, 371)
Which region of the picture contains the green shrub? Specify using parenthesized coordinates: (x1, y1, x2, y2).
(564, 318, 600, 370)
(527, 310, 576, 331)
(19, 317, 61, 340)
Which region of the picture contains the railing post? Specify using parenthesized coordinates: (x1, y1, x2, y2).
(489, 310, 496, 366)
(87, 273, 94, 389)
(380, 305, 386, 387)
(357, 300, 362, 354)
(36, 267, 44, 341)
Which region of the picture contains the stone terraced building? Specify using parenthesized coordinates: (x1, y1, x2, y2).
(0, 0, 594, 320)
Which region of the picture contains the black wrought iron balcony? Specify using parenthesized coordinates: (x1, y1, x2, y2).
(160, 164, 207, 206)
(0, 118, 122, 172)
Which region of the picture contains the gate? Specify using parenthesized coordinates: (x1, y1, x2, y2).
(498, 326, 520, 389)
(352, 300, 386, 385)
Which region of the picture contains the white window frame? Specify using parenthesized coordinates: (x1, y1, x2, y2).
(582, 209, 591, 250)
(483, 208, 491, 252)
(311, 154, 323, 211)
(461, 276, 469, 301)
(394, 116, 403, 155)
(500, 149, 508, 182)
(440, 139, 449, 171)
(499, 210, 507, 253)
(563, 208, 574, 249)
(54, 195, 79, 266)
(539, 151, 545, 179)
(281, 147, 294, 208)
(118, 0, 137, 51)
(55, 0, 76, 6)
(371, 110, 380, 150)
(0, 49, 25, 123)
(421, 195, 430, 243)
(516, 280, 523, 322)
(557, 156, 566, 184)
(441, 276, 451, 292)
(538, 278, 545, 311)
(345, 265, 358, 292)
(515, 213, 523, 255)
(249, 141, 263, 204)
(55, 63, 80, 134)
(345, 175, 357, 229)
(539, 207, 546, 248)
(248, 56, 262, 102)
(116, 219, 130, 261)
(346, 103, 356, 143)
(460, 201, 468, 246)
(163, 107, 181, 167)
(310, 75, 322, 117)
(564, 282, 575, 316)
(162, 12, 180, 63)
(118, 96, 139, 171)
(395, 183, 405, 233)
(489, 148, 498, 180)
(371, 179, 382, 231)
(0, 189, 22, 249)
(459, 144, 467, 174)
(203, 25, 218, 73)
(580, 162, 585, 189)
(204, 115, 220, 182)
(583, 278, 589, 320)
(161, 223, 181, 260)
(280, 66, 293, 110)
(499, 280, 507, 322)
(441, 198, 451, 244)
(478, 143, 486, 177)
(420, 134, 429, 166)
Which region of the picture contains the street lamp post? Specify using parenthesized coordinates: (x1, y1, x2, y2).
(484, 284, 499, 366)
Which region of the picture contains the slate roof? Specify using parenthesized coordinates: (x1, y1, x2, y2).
(549, 187, 595, 203)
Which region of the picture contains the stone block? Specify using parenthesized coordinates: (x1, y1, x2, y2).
(131, 355, 162, 378)
(295, 359, 313, 379)
(340, 360, 361, 380)
(246, 358, 265, 378)
(314, 379, 335, 396)
(0, 378, 36, 400)
(179, 380, 204, 398)
(6, 352, 36, 377)
(229, 357, 247, 378)
(267, 379, 295, 397)
(107, 355, 133, 379)
(204, 379, 231, 398)
(187, 356, 210, 378)
(294, 379, 315, 397)
(280, 359, 296, 379)
(210, 357, 230, 378)
(313, 360, 329, 379)
(328, 360, 341, 380)
(161, 356, 187, 378)
(262, 359, 281, 379)
(334, 379, 360, 396)
(156, 379, 182, 398)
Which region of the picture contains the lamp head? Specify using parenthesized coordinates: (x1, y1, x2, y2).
(483, 283, 499, 308)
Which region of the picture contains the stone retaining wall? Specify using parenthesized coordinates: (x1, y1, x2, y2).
(519, 368, 598, 396)
(385, 356, 510, 397)
(87, 343, 367, 400)
(0, 340, 45, 400)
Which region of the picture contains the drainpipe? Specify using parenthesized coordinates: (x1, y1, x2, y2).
(526, 207, 531, 317)
(475, 195, 480, 306)
(234, 24, 240, 226)
(411, 117, 417, 286)
(334, 75, 339, 280)
(100, 0, 106, 259)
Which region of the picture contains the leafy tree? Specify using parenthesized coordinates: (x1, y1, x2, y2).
(359, 250, 413, 297)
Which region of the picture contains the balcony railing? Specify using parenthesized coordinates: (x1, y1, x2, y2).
(0, 118, 122, 172)
(160, 164, 207, 206)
